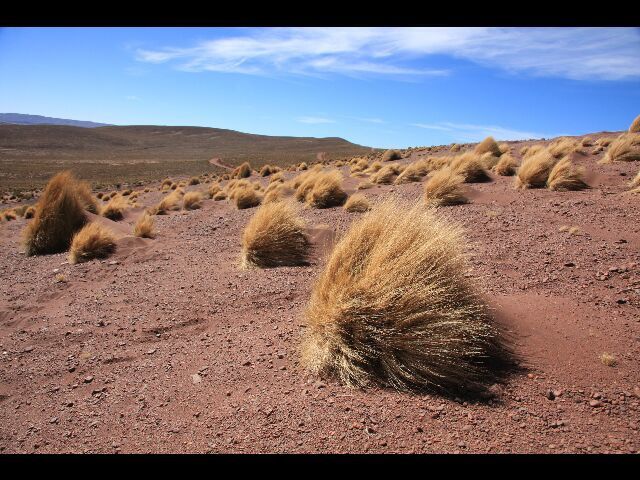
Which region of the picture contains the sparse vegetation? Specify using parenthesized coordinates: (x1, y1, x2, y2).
(153, 190, 182, 214)
(22, 171, 87, 256)
(68, 222, 117, 264)
(493, 154, 518, 176)
(232, 162, 252, 179)
(381, 149, 401, 162)
(241, 200, 310, 268)
(183, 191, 203, 210)
(423, 167, 468, 206)
(514, 149, 557, 189)
(599, 353, 617, 367)
(474, 136, 501, 157)
(546, 157, 588, 191)
(300, 198, 510, 394)
(450, 153, 490, 183)
(370, 164, 400, 185)
(101, 196, 127, 221)
(630, 114, 640, 133)
(394, 160, 429, 184)
(306, 171, 348, 208)
(133, 213, 155, 238)
(600, 134, 640, 163)
(235, 186, 262, 209)
(343, 193, 370, 213)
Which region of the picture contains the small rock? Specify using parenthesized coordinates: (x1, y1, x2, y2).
(590, 400, 603, 408)
(191, 374, 202, 384)
(83, 376, 94, 384)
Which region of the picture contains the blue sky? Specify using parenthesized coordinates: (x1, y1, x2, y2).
(1, 27, 639, 148)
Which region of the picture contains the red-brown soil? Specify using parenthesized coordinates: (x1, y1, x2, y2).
(0, 134, 638, 453)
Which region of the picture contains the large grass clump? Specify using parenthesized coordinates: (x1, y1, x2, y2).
(474, 136, 501, 157)
(68, 222, 116, 264)
(241, 200, 310, 268)
(514, 148, 558, 189)
(600, 134, 640, 164)
(101, 195, 127, 221)
(300, 198, 511, 395)
(22, 171, 88, 256)
(232, 162, 252, 179)
(394, 160, 429, 184)
(183, 191, 203, 210)
(546, 157, 588, 191)
(450, 152, 490, 183)
(493, 154, 518, 176)
(629, 114, 640, 133)
(343, 193, 370, 213)
(235, 186, 263, 209)
(381, 149, 401, 162)
(133, 213, 156, 238)
(423, 167, 468, 206)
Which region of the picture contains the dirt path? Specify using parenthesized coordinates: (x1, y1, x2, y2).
(208, 157, 234, 169)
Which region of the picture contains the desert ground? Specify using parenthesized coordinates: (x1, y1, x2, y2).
(0, 132, 639, 454)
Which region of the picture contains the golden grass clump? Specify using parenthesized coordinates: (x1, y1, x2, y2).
(133, 213, 155, 238)
(101, 196, 127, 221)
(241, 200, 310, 268)
(370, 164, 400, 184)
(450, 152, 490, 183)
(581, 136, 593, 147)
(365, 161, 383, 174)
(600, 134, 640, 164)
(161, 178, 173, 189)
(259, 164, 280, 177)
(514, 148, 558, 189)
(269, 171, 285, 184)
(235, 186, 262, 209)
(480, 152, 501, 170)
(546, 157, 588, 191)
(2, 209, 17, 221)
(68, 222, 116, 264)
(522, 144, 545, 159)
(297, 162, 308, 171)
(450, 143, 461, 152)
(474, 136, 501, 157)
(153, 190, 182, 214)
(208, 182, 222, 199)
(343, 193, 370, 213)
(232, 162, 252, 179)
(76, 181, 99, 214)
(263, 183, 295, 204)
(381, 149, 401, 162)
(599, 353, 617, 367)
(498, 143, 510, 155)
(22, 171, 87, 256)
(493, 154, 518, 176)
(423, 167, 468, 206)
(183, 191, 203, 210)
(630, 169, 640, 189)
(121, 189, 132, 196)
(350, 158, 369, 173)
(188, 176, 200, 186)
(548, 137, 579, 159)
(24, 206, 36, 219)
(595, 137, 613, 147)
(357, 181, 374, 190)
(629, 114, 640, 133)
(300, 198, 510, 394)
(307, 171, 348, 208)
(213, 191, 227, 201)
(394, 160, 429, 184)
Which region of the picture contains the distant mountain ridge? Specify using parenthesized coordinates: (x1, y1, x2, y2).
(0, 113, 111, 128)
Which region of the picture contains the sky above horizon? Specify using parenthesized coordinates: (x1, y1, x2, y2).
(1, 27, 639, 148)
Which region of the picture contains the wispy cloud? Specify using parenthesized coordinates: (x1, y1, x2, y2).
(125, 95, 140, 101)
(410, 121, 554, 142)
(135, 27, 640, 81)
(296, 116, 335, 124)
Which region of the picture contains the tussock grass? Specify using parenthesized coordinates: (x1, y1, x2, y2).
(22, 171, 87, 256)
(23, 206, 36, 219)
(630, 169, 640, 189)
(474, 136, 501, 157)
(498, 143, 510, 155)
(269, 171, 285, 184)
(581, 136, 593, 147)
(264, 183, 295, 204)
(307, 171, 348, 208)
(549, 137, 579, 159)
(630, 114, 640, 133)
(600, 134, 640, 164)
(235, 186, 262, 209)
(599, 353, 617, 367)
(514, 149, 558, 189)
(394, 160, 429, 184)
(77, 181, 99, 213)
(208, 182, 221, 198)
(350, 158, 369, 174)
(365, 161, 383, 174)
(241, 200, 310, 268)
(232, 162, 252, 179)
(371, 164, 400, 184)
(493, 154, 518, 176)
(133, 213, 155, 238)
(213, 191, 227, 201)
(424, 167, 468, 206)
(450, 143, 461, 152)
(595, 137, 613, 147)
(522, 144, 545, 159)
(68, 222, 116, 264)
(183, 191, 203, 210)
(546, 157, 588, 191)
(101, 196, 127, 221)
(300, 198, 511, 395)
(381, 149, 401, 162)
(343, 193, 370, 213)
(121, 189, 132, 196)
(188, 176, 200, 185)
(480, 152, 501, 170)
(153, 190, 182, 214)
(450, 152, 490, 183)
(297, 162, 308, 171)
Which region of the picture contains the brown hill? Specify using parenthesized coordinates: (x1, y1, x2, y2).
(0, 124, 376, 190)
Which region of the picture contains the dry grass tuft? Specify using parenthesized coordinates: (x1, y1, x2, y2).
(381, 149, 401, 162)
(522, 144, 545, 159)
(101, 196, 127, 221)
(235, 186, 262, 209)
(232, 162, 252, 179)
(423, 167, 468, 206)
(595, 137, 613, 147)
(343, 193, 370, 213)
(600, 134, 640, 164)
(357, 181, 374, 190)
(68, 222, 116, 264)
(629, 114, 640, 133)
(514, 149, 558, 189)
(76, 181, 99, 213)
(630, 169, 640, 189)
(133, 213, 155, 238)
(153, 190, 182, 214)
(306, 171, 348, 208)
(22, 171, 87, 256)
(546, 157, 588, 191)
(548, 137, 579, 159)
(183, 191, 203, 210)
(213, 191, 227, 201)
(599, 353, 617, 367)
(208, 182, 222, 199)
(23, 206, 36, 219)
(300, 198, 511, 395)
(480, 152, 501, 170)
(370, 164, 400, 184)
(450, 152, 490, 183)
(581, 136, 593, 147)
(297, 162, 308, 171)
(350, 158, 369, 174)
(365, 161, 383, 174)
(2, 209, 17, 221)
(474, 136, 501, 157)
(188, 176, 200, 186)
(241, 200, 310, 268)
(269, 171, 285, 184)
(394, 160, 429, 184)
(493, 154, 518, 176)
(264, 183, 295, 204)
(450, 143, 461, 152)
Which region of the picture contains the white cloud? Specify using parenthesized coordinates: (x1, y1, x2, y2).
(297, 116, 335, 124)
(135, 27, 640, 81)
(410, 121, 553, 142)
(125, 95, 140, 101)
